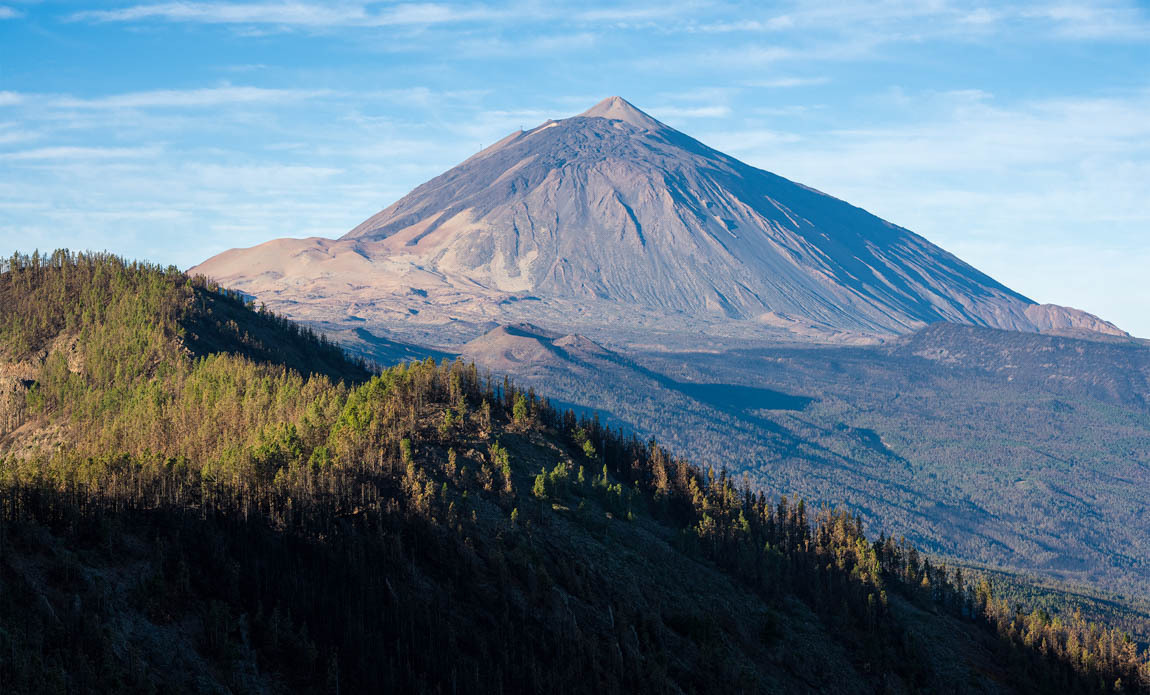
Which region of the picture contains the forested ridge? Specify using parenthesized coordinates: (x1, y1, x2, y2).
(1, 251, 1148, 693)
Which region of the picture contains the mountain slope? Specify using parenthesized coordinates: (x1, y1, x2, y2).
(625, 325, 1150, 595)
(446, 319, 1150, 598)
(192, 96, 1123, 343)
(4, 252, 1148, 693)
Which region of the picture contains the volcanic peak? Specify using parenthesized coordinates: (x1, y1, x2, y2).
(191, 96, 1127, 343)
(577, 96, 665, 131)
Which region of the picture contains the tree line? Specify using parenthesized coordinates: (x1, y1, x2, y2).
(1, 250, 1147, 692)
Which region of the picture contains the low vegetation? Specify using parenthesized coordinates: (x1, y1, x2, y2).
(1, 251, 1147, 693)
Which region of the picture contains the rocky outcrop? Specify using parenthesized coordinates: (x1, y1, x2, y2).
(0, 333, 82, 446)
(1024, 304, 1127, 337)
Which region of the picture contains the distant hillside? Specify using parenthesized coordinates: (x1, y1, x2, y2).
(614, 325, 1150, 595)
(893, 322, 1150, 407)
(3, 251, 1147, 693)
(191, 96, 1123, 345)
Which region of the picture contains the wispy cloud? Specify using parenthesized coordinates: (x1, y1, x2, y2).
(1024, 3, 1150, 39)
(70, 0, 700, 30)
(221, 63, 270, 72)
(686, 0, 1150, 43)
(652, 105, 730, 119)
(0, 84, 492, 141)
(457, 32, 598, 56)
(655, 86, 737, 103)
(72, 2, 505, 27)
(0, 86, 337, 127)
(575, 5, 686, 22)
(807, 92, 1150, 175)
(52, 86, 334, 109)
(691, 16, 799, 33)
(706, 129, 802, 149)
(0, 124, 38, 145)
(1, 146, 163, 161)
(0, 6, 21, 20)
(63, 0, 1150, 47)
(747, 77, 830, 88)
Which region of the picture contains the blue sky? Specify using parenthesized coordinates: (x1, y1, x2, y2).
(1, 1, 1148, 335)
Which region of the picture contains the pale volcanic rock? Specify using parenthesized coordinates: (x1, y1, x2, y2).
(192, 96, 1125, 345)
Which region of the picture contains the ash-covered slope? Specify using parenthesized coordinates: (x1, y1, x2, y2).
(193, 96, 1123, 341)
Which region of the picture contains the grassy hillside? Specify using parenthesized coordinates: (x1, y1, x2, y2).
(1, 251, 1148, 693)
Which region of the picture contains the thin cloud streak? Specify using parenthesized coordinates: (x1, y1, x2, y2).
(65, 0, 1150, 46)
(652, 105, 731, 119)
(72, 2, 508, 27)
(747, 77, 831, 88)
(1, 146, 164, 161)
(54, 86, 335, 109)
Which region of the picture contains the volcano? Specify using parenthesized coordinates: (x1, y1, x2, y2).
(192, 96, 1122, 344)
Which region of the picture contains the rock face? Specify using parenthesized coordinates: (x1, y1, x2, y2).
(192, 96, 1125, 343)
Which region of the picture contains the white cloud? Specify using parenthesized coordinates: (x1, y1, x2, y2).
(1, 146, 163, 161)
(814, 93, 1150, 175)
(72, 2, 505, 27)
(457, 32, 598, 56)
(651, 105, 730, 119)
(0, 6, 22, 20)
(750, 104, 821, 116)
(685, 0, 1150, 44)
(575, 5, 685, 22)
(692, 2, 974, 36)
(747, 77, 830, 88)
(1025, 3, 1150, 40)
(53, 86, 334, 109)
(691, 16, 799, 33)
(638, 35, 886, 73)
(74, 2, 361, 25)
(450, 108, 553, 140)
(0, 125, 38, 145)
(184, 162, 343, 185)
(957, 8, 1001, 26)
(63, 0, 1150, 48)
(70, 0, 699, 31)
(655, 86, 737, 103)
(707, 129, 802, 150)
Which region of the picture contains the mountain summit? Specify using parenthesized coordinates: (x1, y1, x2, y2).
(577, 95, 665, 129)
(192, 97, 1123, 343)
